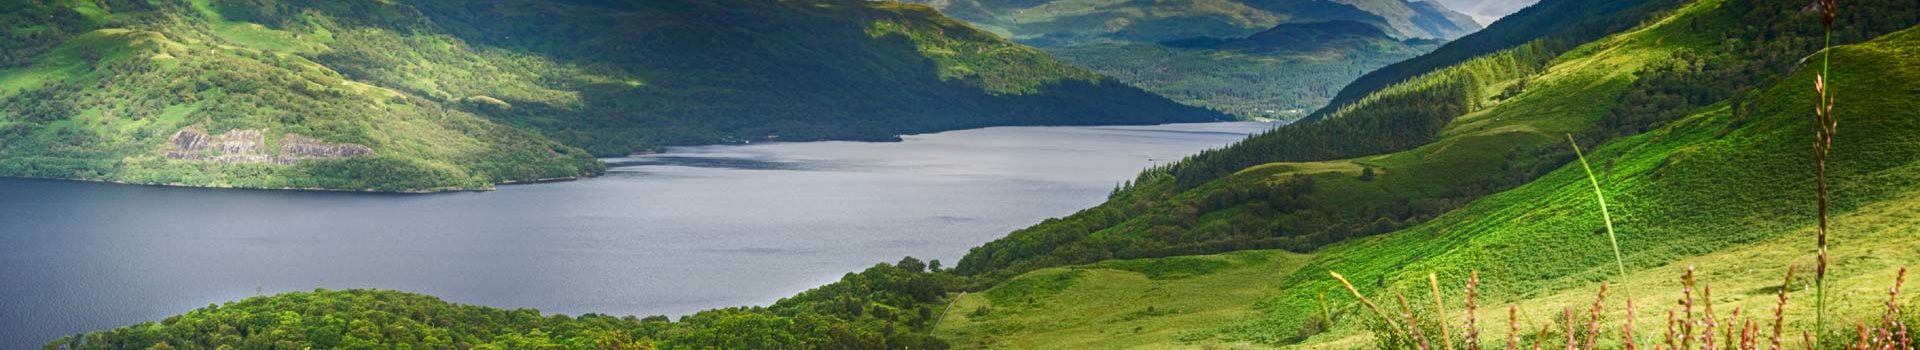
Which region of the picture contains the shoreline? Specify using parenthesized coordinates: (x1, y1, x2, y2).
(4, 121, 1272, 194)
(0, 174, 593, 194)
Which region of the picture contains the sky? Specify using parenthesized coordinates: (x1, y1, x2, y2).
(1429, 0, 1542, 25)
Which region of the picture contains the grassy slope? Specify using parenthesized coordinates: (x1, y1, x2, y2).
(1312, 0, 1680, 121)
(949, 17, 1583, 279)
(936, 250, 1312, 349)
(1268, 23, 1920, 347)
(936, 6, 1920, 348)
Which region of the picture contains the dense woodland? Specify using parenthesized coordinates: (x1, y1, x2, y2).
(1314, 0, 1686, 120)
(204, 0, 1221, 156)
(0, 0, 1220, 191)
(1, 0, 605, 191)
(50, 259, 961, 350)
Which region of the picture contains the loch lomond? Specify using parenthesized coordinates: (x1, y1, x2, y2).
(0, 122, 1273, 349)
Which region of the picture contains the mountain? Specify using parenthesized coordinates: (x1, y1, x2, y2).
(1052, 20, 1444, 118)
(0, 0, 1222, 192)
(1432, 0, 1541, 25)
(41, 0, 1920, 348)
(901, 0, 1484, 120)
(905, 0, 1484, 45)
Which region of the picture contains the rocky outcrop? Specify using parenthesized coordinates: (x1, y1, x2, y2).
(279, 134, 374, 160)
(164, 129, 374, 165)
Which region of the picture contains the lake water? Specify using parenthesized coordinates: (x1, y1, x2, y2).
(0, 122, 1273, 348)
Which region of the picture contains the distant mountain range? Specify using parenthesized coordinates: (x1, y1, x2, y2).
(905, 0, 1483, 44)
(901, 0, 1487, 119)
(1432, 0, 1542, 25)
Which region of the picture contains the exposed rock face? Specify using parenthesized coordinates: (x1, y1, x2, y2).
(165, 129, 374, 165)
(279, 134, 374, 160)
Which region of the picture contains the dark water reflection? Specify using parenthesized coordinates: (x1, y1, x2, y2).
(0, 122, 1273, 348)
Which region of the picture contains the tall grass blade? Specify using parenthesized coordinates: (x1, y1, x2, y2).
(1568, 134, 1628, 280)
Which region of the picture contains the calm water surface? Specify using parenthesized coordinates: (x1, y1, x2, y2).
(0, 122, 1272, 348)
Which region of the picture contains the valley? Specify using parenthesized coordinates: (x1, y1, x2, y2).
(9, 0, 1920, 349)
(0, 122, 1270, 349)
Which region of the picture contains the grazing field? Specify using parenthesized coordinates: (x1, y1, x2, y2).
(936, 250, 1311, 350)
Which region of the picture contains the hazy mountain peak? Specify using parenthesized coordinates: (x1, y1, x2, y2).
(1429, 0, 1542, 25)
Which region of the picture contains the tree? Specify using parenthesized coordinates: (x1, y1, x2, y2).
(1359, 167, 1376, 181)
(896, 256, 927, 273)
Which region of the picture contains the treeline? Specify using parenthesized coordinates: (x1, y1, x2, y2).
(50, 259, 964, 350)
(948, 35, 1570, 278)
(1603, 0, 1920, 138)
(1316, 0, 1688, 116)
(5, 0, 1220, 191)
(1142, 39, 1558, 193)
(0, 4, 604, 192)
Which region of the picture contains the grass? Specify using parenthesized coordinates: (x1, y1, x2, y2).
(934, 1, 1920, 348)
(1230, 21, 1920, 345)
(1570, 134, 1628, 280)
(935, 250, 1311, 350)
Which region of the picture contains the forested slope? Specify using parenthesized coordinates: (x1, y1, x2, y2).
(951, 0, 1917, 282)
(934, 0, 1920, 347)
(1311, 0, 1685, 121)
(48, 261, 963, 349)
(36, 0, 1920, 349)
(0, 0, 1221, 191)
(1051, 21, 1443, 119)
(933, 0, 1920, 348)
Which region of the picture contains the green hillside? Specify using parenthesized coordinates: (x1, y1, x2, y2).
(0, 0, 1220, 191)
(948, 0, 1917, 279)
(35, 0, 1920, 349)
(934, 0, 1920, 347)
(936, 250, 1312, 349)
(937, 23, 1920, 349)
(48, 261, 963, 349)
(1311, 0, 1685, 121)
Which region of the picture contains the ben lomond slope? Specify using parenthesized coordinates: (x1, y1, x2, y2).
(939, 0, 1920, 347)
(0, 0, 1221, 192)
